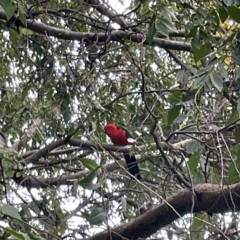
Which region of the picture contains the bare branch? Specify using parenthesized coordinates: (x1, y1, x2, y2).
(10, 118, 44, 151)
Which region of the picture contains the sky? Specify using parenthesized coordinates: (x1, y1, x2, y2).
(109, 0, 131, 13)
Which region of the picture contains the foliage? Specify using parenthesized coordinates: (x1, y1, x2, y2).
(0, 0, 239, 239)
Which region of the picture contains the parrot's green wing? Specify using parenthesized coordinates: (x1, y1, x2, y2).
(116, 125, 135, 139)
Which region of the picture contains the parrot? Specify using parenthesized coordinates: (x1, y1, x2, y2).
(104, 123, 141, 180)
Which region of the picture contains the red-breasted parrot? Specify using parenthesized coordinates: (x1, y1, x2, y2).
(104, 123, 141, 179)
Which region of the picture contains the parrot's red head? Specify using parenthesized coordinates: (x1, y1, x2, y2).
(104, 123, 117, 135)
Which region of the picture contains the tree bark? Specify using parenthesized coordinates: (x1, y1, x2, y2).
(88, 183, 240, 240)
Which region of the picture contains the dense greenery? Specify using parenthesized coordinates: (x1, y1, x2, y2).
(0, 0, 240, 239)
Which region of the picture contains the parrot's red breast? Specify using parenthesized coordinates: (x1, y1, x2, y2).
(104, 123, 133, 146)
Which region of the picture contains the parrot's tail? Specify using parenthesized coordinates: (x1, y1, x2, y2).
(124, 154, 141, 180)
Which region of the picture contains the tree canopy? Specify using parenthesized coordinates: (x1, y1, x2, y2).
(0, 0, 240, 239)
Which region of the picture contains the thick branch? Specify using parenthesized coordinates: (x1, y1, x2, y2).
(0, 10, 192, 52)
(20, 138, 193, 164)
(68, 139, 132, 153)
(88, 183, 240, 240)
(13, 159, 127, 188)
(21, 137, 71, 164)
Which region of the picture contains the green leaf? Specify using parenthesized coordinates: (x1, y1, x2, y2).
(174, 114, 186, 123)
(169, 91, 182, 104)
(155, 21, 169, 37)
(228, 6, 240, 23)
(199, 30, 213, 42)
(238, 101, 240, 113)
(191, 37, 201, 49)
(9, 28, 21, 45)
(4, 228, 31, 240)
(191, 213, 208, 240)
(177, 70, 189, 84)
(219, 6, 229, 23)
(0, 0, 17, 20)
(231, 53, 240, 65)
(78, 167, 101, 190)
(163, 7, 178, 21)
(195, 65, 213, 76)
(28, 202, 41, 215)
(194, 74, 209, 88)
(54, 202, 65, 219)
(210, 71, 223, 92)
(207, 56, 219, 66)
(218, 63, 228, 79)
(191, 215, 205, 231)
(166, 105, 181, 126)
(0, 204, 22, 220)
(19, 11, 26, 27)
(186, 140, 201, 153)
(188, 152, 200, 173)
(192, 42, 211, 62)
(161, 18, 178, 32)
(199, 156, 208, 172)
(185, 26, 199, 38)
(227, 150, 240, 184)
(78, 158, 99, 171)
(226, 108, 239, 125)
(121, 197, 127, 212)
(182, 89, 197, 102)
(235, 127, 240, 142)
(198, 7, 208, 18)
(236, 67, 240, 79)
(17, 2, 25, 15)
(83, 207, 107, 225)
(146, 14, 157, 44)
(210, 10, 220, 26)
(193, 171, 204, 183)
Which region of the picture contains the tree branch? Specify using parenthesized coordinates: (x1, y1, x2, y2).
(10, 118, 44, 151)
(88, 183, 240, 240)
(84, 0, 129, 28)
(13, 159, 128, 188)
(0, 10, 192, 52)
